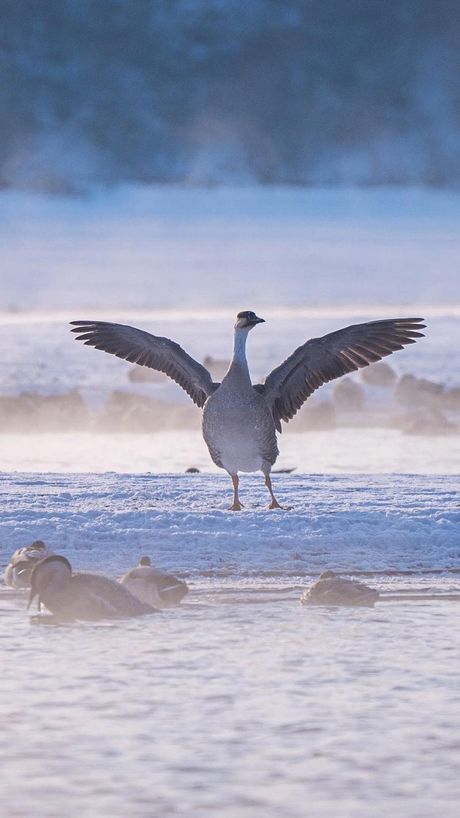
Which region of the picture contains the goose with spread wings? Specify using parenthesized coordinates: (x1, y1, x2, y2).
(71, 312, 425, 510)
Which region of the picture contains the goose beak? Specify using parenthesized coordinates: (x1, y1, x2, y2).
(252, 316, 265, 325)
(16, 566, 31, 580)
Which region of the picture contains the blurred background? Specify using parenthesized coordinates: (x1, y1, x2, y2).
(0, 0, 459, 471)
(2, 0, 460, 191)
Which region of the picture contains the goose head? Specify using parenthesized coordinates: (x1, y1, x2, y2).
(28, 555, 72, 610)
(29, 540, 47, 552)
(234, 311, 265, 331)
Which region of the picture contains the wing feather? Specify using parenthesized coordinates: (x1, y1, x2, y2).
(259, 318, 425, 431)
(71, 320, 216, 407)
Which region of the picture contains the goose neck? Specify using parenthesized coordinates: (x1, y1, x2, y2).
(233, 327, 249, 359)
(229, 328, 251, 378)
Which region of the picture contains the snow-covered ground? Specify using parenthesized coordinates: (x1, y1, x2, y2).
(1, 473, 458, 576)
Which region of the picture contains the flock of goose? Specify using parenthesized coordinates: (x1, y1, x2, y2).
(3, 540, 381, 621)
(4, 541, 189, 621)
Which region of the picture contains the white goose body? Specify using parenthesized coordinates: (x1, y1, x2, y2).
(203, 384, 274, 475)
(120, 556, 188, 608)
(71, 310, 425, 510)
(203, 328, 278, 475)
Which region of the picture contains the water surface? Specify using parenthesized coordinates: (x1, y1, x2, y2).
(2, 579, 459, 818)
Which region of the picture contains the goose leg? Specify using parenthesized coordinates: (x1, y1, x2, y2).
(264, 473, 289, 510)
(230, 474, 243, 511)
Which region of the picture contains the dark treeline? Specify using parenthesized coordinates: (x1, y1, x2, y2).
(1, 0, 460, 192)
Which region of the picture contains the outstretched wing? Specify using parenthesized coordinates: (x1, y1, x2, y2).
(258, 318, 425, 431)
(71, 320, 217, 408)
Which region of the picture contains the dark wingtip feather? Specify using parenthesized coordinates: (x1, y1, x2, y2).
(70, 321, 97, 334)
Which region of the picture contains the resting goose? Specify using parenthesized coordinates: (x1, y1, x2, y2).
(120, 556, 188, 608)
(301, 571, 380, 607)
(28, 555, 155, 621)
(4, 540, 52, 589)
(71, 312, 425, 509)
